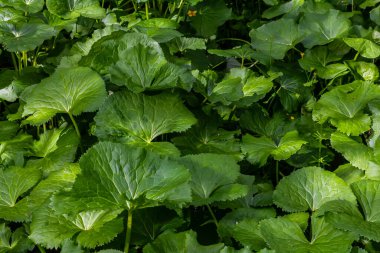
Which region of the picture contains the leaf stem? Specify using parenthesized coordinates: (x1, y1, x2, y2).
(145, 2, 149, 20)
(11, 52, 18, 73)
(37, 245, 46, 253)
(67, 112, 81, 138)
(22, 51, 28, 67)
(176, 0, 185, 22)
(124, 210, 133, 253)
(206, 204, 219, 228)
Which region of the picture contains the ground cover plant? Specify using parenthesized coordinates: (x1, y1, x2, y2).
(0, 0, 380, 252)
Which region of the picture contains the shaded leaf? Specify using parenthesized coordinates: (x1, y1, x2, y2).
(180, 154, 248, 205)
(143, 230, 225, 253)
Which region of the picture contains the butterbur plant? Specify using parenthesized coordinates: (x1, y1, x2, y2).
(1, 0, 380, 252)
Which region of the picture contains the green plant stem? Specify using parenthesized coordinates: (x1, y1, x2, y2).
(11, 52, 18, 73)
(353, 51, 360, 61)
(124, 210, 133, 253)
(68, 112, 81, 138)
(276, 160, 279, 184)
(206, 204, 219, 228)
(176, 0, 185, 22)
(101, 0, 105, 8)
(37, 245, 46, 253)
(145, 2, 149, 19)
(22, 51, 28, 67)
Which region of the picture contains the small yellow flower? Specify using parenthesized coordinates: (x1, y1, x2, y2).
(187, 10, 197, 17)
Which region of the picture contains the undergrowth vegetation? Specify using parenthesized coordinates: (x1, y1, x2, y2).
(1, 0, 380, 252)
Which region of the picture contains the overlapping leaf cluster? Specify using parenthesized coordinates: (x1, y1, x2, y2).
(0, 0, 380, 252)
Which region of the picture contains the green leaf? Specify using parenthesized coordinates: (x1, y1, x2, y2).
(218, 208, 275, 248)
(143, 230, 225, 253)
(46, 0, 106, 19)
(190, 0, 232, 37)
(242, 130, 306, 166)
(0, 22, 55, 52)
(299, 42, 350, 71)
(260, 215, 356, 253)
(262, 0, 305, 19)
(1, 0, 44, 13)
(0, 121, 18, 141)
(61, 239, 83, 253)
(250, 18, 304, 63)
(30, 206, 123, 249)
(330, 132, 375, 171)
(55, 142, 191, 210)
(312, 81, 380, 136)
(29, 126, 79, 173)
(0, 166, 41, 221)
(109, 43, 190, 92)
(0, 224, 34, 253)
(343, 38, 380, 59)
(180, 154, 248, 205)
(334, 164, 365, 185)
(273, 166, 356, 212)
(132, 207, 184, 246)
(325, 180, 380, 242)
(0, 133, 32, 167)
(370, 5, 380, 25)
(168, 37, 206, 54)
(11, 164, 80, 222)
(94, 90, 196, 148)
(300, 9, 351, 48)
(21, 67, 106, 125)
(208, 45, 255, 60)
(0, 7, 26, 23)
(172, 120, 242, 159)
(345, 61, 379, 82)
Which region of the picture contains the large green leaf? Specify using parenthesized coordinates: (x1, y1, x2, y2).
(0, 166, 41, 221)
(28, 126, 79, 173)
(1, 0, 44, 13)
(273, 166, 356, 212)
(300, 9, 351, 48)
(109, 43, 190, 93)
(0, 224, 34, 253)
(46, 0, 106, 19)
(143, 230, 225, 253)
(0, 133, 32, 167)
(21, 67, 106, 125)
(343, 38, 380, 59)
(189, 0, 232, 37)
(94, 91, 196, 154)
(30, 207, 124, 249)
(325, 180, 380, 242)
(172, 120, 242, 159)
(241, 130, 306, 167)
(218, 208, 276, 250)
(55, 142, 191, 210)
(298, 41, 351, 78)
(260, 215, 356, 253)
(180, 154, 248, 205)
(8, 164, 80, 222)
(250, 18, 304, 64)
(330, 132, 376, 172)
(312, 81, 380, 136)
(0, 22, 55, 52)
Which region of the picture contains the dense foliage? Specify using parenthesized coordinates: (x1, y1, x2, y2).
(0, 0, 380, 252)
